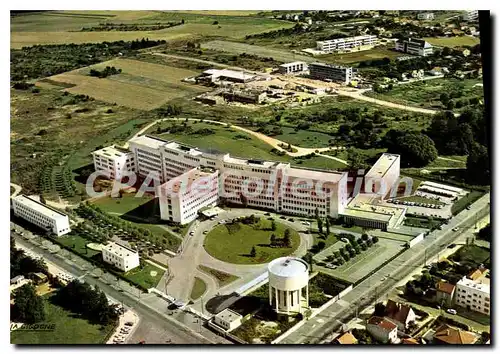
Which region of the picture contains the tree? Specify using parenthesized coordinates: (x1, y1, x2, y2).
(212, 21, 219, 25)
(478, 224, 491, 242)
(361, 233, 369, 241)
(284, 229, 291, 247)
(12, 284, 45, 324)
(318, 241, 326, 250)
(270, 233, 277, 245)
(303, 252, 314, 272)
(250, 246, 256, 257)
(439, 92, 450, 106)
(317, 218, 323, 234)
(466, 142, 490, 185)
(372, 236, 379, 244)
(374, 302, 386, 316)
(347, 148, 366, 169)
(386, 131, 438, 167)
(39, 195, 46, 205)
(366, 238, 373, 247)
(325, 218, 330, 235)
(271, 219, 277, 231)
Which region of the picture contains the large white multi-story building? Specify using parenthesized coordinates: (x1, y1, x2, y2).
(364, 153, 401, 198)
(309, 63, 354, 83)
(102, 241, 140, 272)
(128, 135, 168, 183)
(92, 145, 136, 180)
(12, 195, 71, 236)
(316, 35, 378, 53)
(395, 38, 433, 56)
(157, 166, 219, 224)
(278, 61, 308, 74)
(455, 276, 490, 315)
(462, 10, 479, 22)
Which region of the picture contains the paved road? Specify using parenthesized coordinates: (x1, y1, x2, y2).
(279, 192, 490, 344)
(11, 231, 227, 344)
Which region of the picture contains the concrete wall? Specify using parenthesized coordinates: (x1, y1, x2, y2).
(408, 233, 424, 248)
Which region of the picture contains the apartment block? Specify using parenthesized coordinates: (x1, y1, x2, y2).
(309, 63, 354, 83)
(455, 276, 490, 315)
(92, 145, 135, 180)
(364, 153, 401, 198)
(462, 10, 479, 21)
(158, 167, 219, 224)
(395, 38, 433, 56)
(417, 12, 435, 20)
(128, 135, 169, 183)
(278, 61, 308, 74)
(102, 241, 140, 272)
(316, 35, 378, 53)
(12, 195, 71, 236)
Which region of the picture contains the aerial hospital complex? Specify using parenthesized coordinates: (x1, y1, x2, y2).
(92, 135, 405, 229)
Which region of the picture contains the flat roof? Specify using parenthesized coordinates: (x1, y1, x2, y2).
(103, 241, 138, 257)
(13, 195, 68, 220)
(317, 34, 377, 44)
(268, 257, 308, 277)
(420, 181, 463, 193)
(310, 62, 352, 70)
(365, 153, 400, 179)
(128, 135, 168, 150)
(457, 277, 490, 294)
(279, 61, 307, 67)
(164, 141, 204, 157)
(222, 155, 280, 169)
(203, 69, 255, 81)
(341, 194, 406, 223)
(284, 167, 345, 183)
(161, 167, 217, 194)
(215, 308, 243, 322)
(93, 145, 132, 159)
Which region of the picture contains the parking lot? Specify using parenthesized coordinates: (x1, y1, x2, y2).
(107, 308, 140, 344)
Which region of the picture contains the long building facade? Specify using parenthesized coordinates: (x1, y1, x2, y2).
(394, 38, 433, 56)
(12, 195, 71, 236)
(95, 135, 349, 224)
(316, 35, 378, 53)
(309, 63, 354, 83)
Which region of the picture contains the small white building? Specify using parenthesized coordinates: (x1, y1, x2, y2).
(455, 276, 490, 316)
(212, 308, 243, 331)
(10, 275, 25, 286)
(102, 242, 140, 272)
(278, 61, 308, 75)
(417, 12, 435, 20)
(12, 195, 71, 236)
(158, 166, 219, 225)
(366, 316, 398, 343)
(395, 38, 433, 56)
(92, 145, 135, 181)
(462, 10, 479, 22)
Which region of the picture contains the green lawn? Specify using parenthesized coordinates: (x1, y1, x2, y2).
(424, 36, 481, 48)
(203, 219, 300, 264)
(426, 157, 467, 169)
(452, 191, 485, 215)
(92, 194, 156, 215)
(57, 234, 101, 258)
(318, 46, 404, 65)
(267, 126, 334, 148)
(397, 195, 446, 206)
(11, 294, 116, 344)
(190, 277, 207, 300)
(198, 265, 239, 287)
(450, 245, 490, 265)
(124, 263, 165, 289)
(404, 216, 443, 229)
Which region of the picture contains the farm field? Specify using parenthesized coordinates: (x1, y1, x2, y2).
(424, 36, 481, 48)
(41, 58, 208, 110)
(10, 294, 115, 344)
(203, 219, 301, 265)
(364, 78, 483, 111)
(201, 40, 314, 63)
(149, 121, 347, 170)
(317, 47, 405, 65)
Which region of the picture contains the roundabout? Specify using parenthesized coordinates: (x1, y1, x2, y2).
(202, 216, 301, 265)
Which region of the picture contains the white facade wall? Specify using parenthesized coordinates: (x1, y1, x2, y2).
(213, 310, 243, 331)
(129, 137, 166, 183)
(279, 62, 307, 74)
(92, 147, 136, 181)
(102, 242, 140, 272)
(417, 13, 434, 20)
(455, 277, 490, 315)
(316, 35, 378, 52)
(366, 323, 398, 343)
(12, 195, 71, 236)
(395, 39, 433, 56)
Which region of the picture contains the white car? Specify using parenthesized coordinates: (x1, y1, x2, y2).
(452, 227, 460, 232)
(301, 221, 310, 226)
(341, 238, 349, 243)
(446, 309, 457, 315)
(326, 263, 337, 269)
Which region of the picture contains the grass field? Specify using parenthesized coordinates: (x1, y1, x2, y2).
(271, 127, 334, 148)
(10, 294, 115, 344)
(452, 191, 484, 215)
(203, 219, 300, 265)
(424, 36, 481, 48)
(318, 47, 404, 65)
(124, 263, 165, 289)
(198, 265, 239, 287)
(201, 40, 314, 63)
(190, 277, 208, 300)
(426, 157, 467, 168)
(11, 11, 292, 48)
(397, 195, 446, 206)
(92, 194, 156, 215)
(150, 121, 347, 170)
(43, 58, 208, 110)
(450, 245, 490, 265)
(57, 235, 101, 258)
(364, 78, 483, 111)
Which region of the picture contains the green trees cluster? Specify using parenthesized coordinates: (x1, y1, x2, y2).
(269, 228, 292, 248)
(11, 238, 48, 278)
(89, 66, 122, 78)
(329, 234, 378, 265)
(53, 280, 119, 325)
(12, 284, 46, 324)
(80, 22, 182, 32)
(478, 224, 491, 242)
(383, 130, 438, 167)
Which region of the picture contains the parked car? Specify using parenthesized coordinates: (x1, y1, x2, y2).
(452, 227, 460, 232)
(301, 221, 310, 226)
(326, 263, 337, 269)
(280, 216, 286, 220)
(288, 218, 295, 222)
(125, 322, 134, 326)
(447, 243, 456, 249)
(446, 309, 457, 315)
(341, 238, 349, 243)
(264, 213, 271, 216)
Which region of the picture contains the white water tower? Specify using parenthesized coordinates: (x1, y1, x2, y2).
(268, 257, 309, 315)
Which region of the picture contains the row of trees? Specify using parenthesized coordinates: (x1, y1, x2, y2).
(81, 22, 182, 32)
(11, 238, 48, 278)
(89, 66, 122, 78)
(269, 229, 292, 248)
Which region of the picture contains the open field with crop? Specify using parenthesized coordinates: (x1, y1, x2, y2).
(42, 58, 208, 110)
(317, 47, 404, 65)
(201, 40, 314, 63)
(424, 36, 481, 48)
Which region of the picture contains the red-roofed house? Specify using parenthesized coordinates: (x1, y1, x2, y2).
(384, 300, 417, 330)
(367, 316, 398, 343)
(402, 337, 420, 344)
(334, 332, 358, 344)
(433, 324, 478, 344)
(435, 281, 456, 307)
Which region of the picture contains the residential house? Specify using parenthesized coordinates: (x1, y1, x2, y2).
(32, 272, 48, 284)
(212, 309, 243, 332)
(10, 275, 25, 286)
(435, 281, 456, 307)
(402, 337, 420, 344)
(384, 300, 417, 330)
(433, 324, 478, 344)
(334, 332, 358, 344)
(366, 316, 398, 344)
(467, 266, 487, 281)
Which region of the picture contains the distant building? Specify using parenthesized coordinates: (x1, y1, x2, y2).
(198, 69, 256, 84)
(102, 242, 140, 272)
(402, 338, 420, 344)
(12, 195, 71, 236)
(435, 281, 456, 307)
(366, 316, 398, 343)
(278, 61, 308, 74)
(417, 12, 435, 20)
(10, 275, 25, 286)
(32, 272, 48, 285)
(309, 62, 354, 83)
(395, 38, 433, 56)
(222, 89, 267, 104)
(364, 153, 401, 198)
(334, 332, 358, 344)
(455, 275, 490, 315)
(316, 35, 378, 53)
(92, 145, 136, 181)
(384, 300, 417, 330)
(212, 309, 243, 332)
(157, 166, 219, 225)
(433, 324, 478, 344)
(462, 10, 479, 22)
